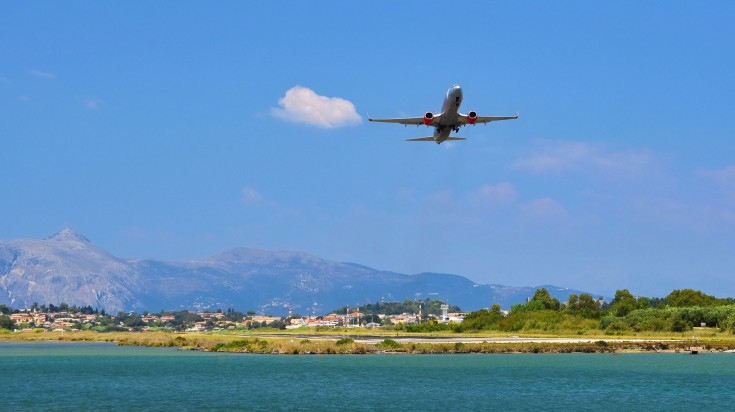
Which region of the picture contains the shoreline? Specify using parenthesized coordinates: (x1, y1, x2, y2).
(3, 330, 735, 354)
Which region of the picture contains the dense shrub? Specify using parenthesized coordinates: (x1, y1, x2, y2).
(605, 320, 630, 334)
(377, 339, 401, 350)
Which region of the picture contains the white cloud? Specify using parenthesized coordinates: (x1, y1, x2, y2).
(84, 97, 104, 110)
(271, 86, 362, 128)
(425, 189, 455, 208)
(521, 197, 567, 220)
(242, 186, 263, 205)
(699, 165, 735, 203)
(29, 69, 55, 79)
(477, 183, 518, 205)
(699, 165, 735, 187)
(514, 140, 655, 176)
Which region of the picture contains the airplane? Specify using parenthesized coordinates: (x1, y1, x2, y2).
(368, 84, 518, 144)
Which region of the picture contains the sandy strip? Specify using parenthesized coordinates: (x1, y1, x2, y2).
(352, 337, 682, 344)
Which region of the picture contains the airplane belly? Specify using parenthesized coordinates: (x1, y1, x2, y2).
(439, 113, 459, 126)
(434, 128, 451, 144)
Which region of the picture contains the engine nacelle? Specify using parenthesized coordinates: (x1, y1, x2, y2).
(423, 112, 434, 126)
(467, 111, 478, 125)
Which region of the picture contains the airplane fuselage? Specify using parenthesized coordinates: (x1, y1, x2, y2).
(433, 85, 464, 143)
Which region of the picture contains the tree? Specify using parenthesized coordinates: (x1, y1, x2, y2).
(577, 294, 601, 319)
(528, 288, 561, 311)
(460, 307, 503, 331)
(666, 289, 726, 307)
(670, 315, 691, 332)
(636, 297, 651, 310)
(611, 289, 635, 305)
(225, 310, 245, 322)
(610, 289, 636, 317)
(490, 304, 502, 316)
(0, 315, 14, 330)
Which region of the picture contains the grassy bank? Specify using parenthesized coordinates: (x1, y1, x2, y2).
(3, 329, 735, 354)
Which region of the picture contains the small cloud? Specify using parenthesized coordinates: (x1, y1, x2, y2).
(699, 165, 735, 202)
(514, 140, 654, 176)
(699, 165, 735, 186)
(84, 97, 104, 110)
(271, 86, 362, 128)
(521, 197, 567, 219)
(242, 186, 263, 205)
(29, 69, 55, 79)
(425, 189, 455, 208)
(477, 183, 517, 205)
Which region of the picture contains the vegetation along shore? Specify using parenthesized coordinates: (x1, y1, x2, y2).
(3, 288, 735, 354)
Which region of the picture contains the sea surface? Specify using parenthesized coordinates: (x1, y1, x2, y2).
(2, 342, 735, 411)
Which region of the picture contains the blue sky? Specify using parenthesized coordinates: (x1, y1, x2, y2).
(2, 2, 734, 298)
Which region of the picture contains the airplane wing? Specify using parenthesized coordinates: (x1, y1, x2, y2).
(368, 114, 442, 126)
(457, 114, 519, 125)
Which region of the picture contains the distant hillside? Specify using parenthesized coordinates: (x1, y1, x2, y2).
(0, 229, 602, 315)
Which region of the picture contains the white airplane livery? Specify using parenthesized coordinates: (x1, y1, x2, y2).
(369, 84, 518, 144)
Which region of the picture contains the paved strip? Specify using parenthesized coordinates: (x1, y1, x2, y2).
(352, 337, 680, 344)
(253, 334, 680, 345)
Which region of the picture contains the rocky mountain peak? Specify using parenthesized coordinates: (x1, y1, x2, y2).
(47, 227, 91, 243)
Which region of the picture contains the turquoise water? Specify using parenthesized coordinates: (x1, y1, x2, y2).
(2, 343, 735, 411)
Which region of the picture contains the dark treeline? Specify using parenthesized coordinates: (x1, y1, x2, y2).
(399, 288, 735, 334)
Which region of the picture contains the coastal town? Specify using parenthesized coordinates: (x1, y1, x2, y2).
(3, 288, 735, 336)
(1, 302, 466, 333)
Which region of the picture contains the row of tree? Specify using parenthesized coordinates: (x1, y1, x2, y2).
(3, 288, 734, 334)
(454, 288, 735, 334)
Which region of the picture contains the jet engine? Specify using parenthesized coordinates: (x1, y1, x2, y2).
(423, 112, 434, 125)
(467, 111, 478, 125)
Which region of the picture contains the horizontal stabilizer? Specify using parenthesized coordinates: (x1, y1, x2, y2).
(406, 136, 467, 143)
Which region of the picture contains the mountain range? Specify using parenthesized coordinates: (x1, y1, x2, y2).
(0, 228, 600, 315)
